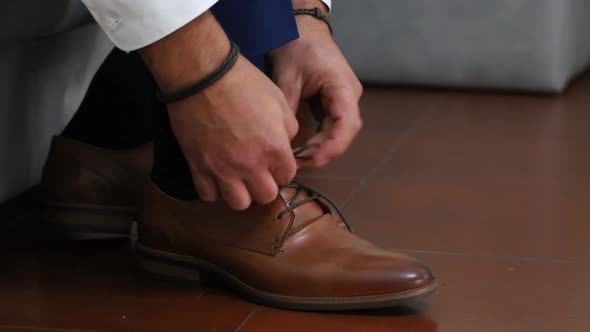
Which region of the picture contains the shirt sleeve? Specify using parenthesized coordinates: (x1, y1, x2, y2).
(81, 0, 219, 52)
(321, 0, 332, 10)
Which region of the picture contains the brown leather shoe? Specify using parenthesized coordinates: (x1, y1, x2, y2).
(40, 136, 153, 240)
(135, 180, 437, 311)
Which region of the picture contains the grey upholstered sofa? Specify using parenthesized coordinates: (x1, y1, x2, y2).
(0, 1, 110, 202)
(332, 0, 590, 93)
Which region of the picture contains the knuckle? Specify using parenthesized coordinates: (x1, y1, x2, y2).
(240, 160, 258, 172)
(353, 117, 363, 132)
(274, 173, 289, 186)
(260, 186, 279, 205)
(195, 184, 215, 201)
(355, 81, 364, 97)
(272, 158, 297, 186)
(326, 145, 346, 160)
(232, 153, 259, 172)
(313, 157, 330, 168)
(286, 162, 297, 182)
(276, 168, 296, 186)
(200, 194, 216, 203)
(199, 154, 216, 172)
(287, 119, 299, 139)
(231, 197, 251, 211)
(265, 140, 287, 157)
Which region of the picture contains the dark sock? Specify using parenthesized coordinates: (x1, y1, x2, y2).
(150, 107, 198, 201)
(62, 49, 159, 150)
(62, 46, 196, 199)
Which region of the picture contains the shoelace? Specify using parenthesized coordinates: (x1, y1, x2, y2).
(275, 145, 353, 233)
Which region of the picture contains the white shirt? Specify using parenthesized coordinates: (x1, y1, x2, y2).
(82, 0, 332, 52)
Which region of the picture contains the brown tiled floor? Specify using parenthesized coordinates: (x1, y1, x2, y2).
(3, 73, 590, 331)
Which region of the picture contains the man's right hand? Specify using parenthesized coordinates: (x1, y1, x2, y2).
(140, 12, 298, 211)
(168, 56, 298, 210)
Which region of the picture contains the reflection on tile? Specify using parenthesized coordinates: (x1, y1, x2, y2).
(413, 253, 590, 332)
(345, 179, 590, 261)
(239, 306, 437, 332)
(0, 239, 255, 332)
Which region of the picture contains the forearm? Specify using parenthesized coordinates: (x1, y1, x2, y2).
(139, 11, 230, 93)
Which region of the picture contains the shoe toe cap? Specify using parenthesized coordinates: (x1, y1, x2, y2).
(345, 250, 436, 296)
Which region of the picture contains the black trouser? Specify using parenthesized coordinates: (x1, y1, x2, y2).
(62, 48, 199, 200)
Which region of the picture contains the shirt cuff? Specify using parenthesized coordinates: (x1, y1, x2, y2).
(321, 0, 332, 10)
(81, 0, 219, 52)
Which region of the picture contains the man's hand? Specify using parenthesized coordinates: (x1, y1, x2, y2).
(269, 0, 363, 168)
(141, 12, 298, 211)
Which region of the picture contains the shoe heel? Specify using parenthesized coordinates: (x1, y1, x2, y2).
(135, 243, 201, 284)
(40, 203, 133, 241)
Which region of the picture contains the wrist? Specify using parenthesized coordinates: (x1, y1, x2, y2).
(291, 1, 332, 37)
(139, 11, 230, 92)
(292, 0, 329, 13)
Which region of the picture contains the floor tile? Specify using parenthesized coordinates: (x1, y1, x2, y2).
(297, 130, 402, 179)
(238, 307, 437, 332)
(341, 86, 590, 261)
(358, 87, 442, 132)
(0, 239, 255, 332)
(344, 178, 590, 261)
(375, 92, 590, 184)
(0, 328, 91, 332)
(416, 253, 590, 332)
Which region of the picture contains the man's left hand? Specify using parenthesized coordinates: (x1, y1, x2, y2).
(269, 0, 363, 168)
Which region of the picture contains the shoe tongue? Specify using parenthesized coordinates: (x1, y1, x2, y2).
(279, 187, 327, 233)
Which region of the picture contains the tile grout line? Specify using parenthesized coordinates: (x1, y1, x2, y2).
(233, 306, 258, 332)
(0, 326, 103, 332)
(297, 174, 359, 182)
(395, 248, 590, 267)
(341, 105, 438, 210)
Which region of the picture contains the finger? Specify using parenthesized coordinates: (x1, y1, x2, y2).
(192, 173, 218, 202)
(320, 91, 362, 154)
(295, 129, 332, 168)
(299, 93, 362, 167)
(217, 178, 252, 211)
(322, 118, 358, 156)
(269, 147, 298, 185)
(245, 171, 279, 205)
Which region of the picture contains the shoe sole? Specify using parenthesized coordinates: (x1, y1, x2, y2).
(40, 202, 134, 241)
(133, 234, 438, 311)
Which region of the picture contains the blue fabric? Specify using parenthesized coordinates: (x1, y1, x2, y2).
(212, 0, 299, 70)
